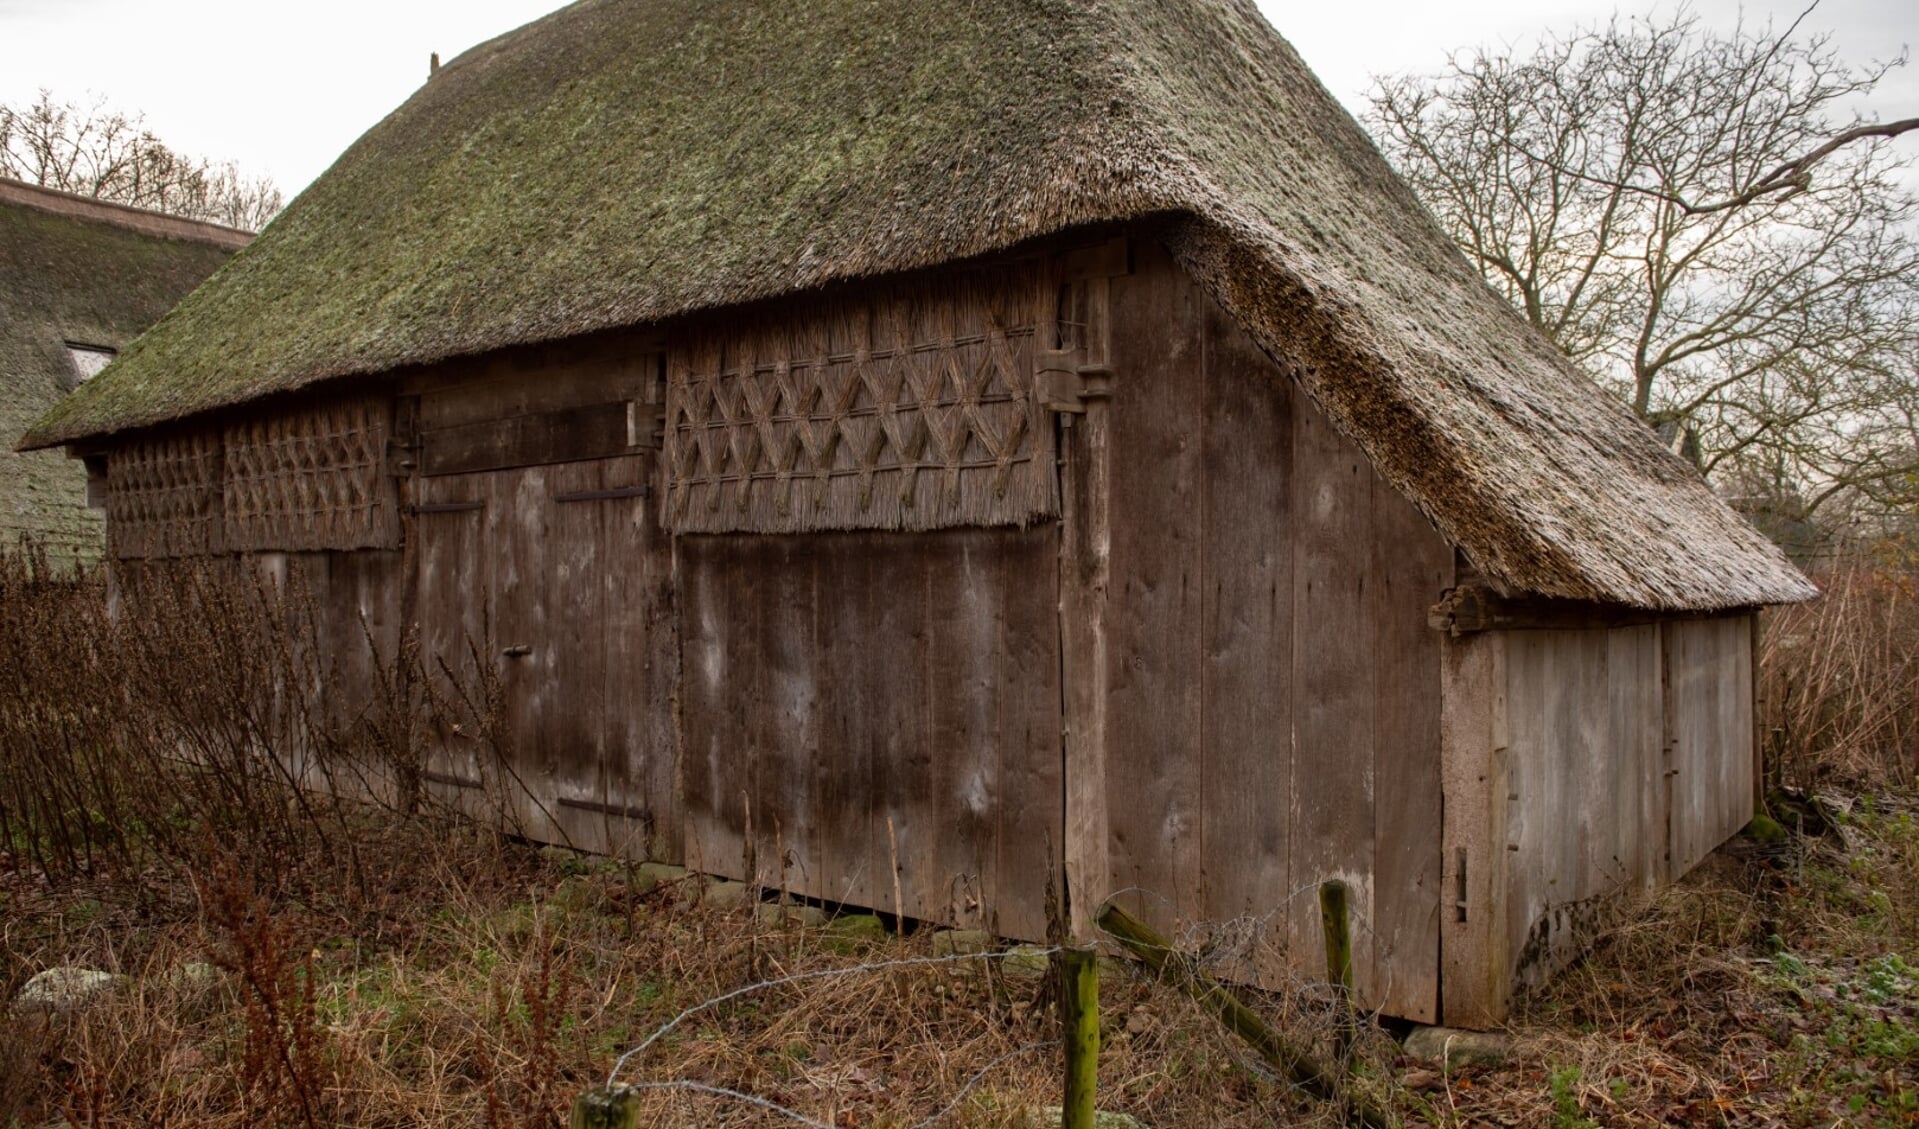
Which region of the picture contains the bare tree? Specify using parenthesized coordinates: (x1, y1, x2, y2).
(0, 90, 282, 231)
(1366, 8, 1919, 522)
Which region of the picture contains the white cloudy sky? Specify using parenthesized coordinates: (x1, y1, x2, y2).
(0, 0, 1913, 199)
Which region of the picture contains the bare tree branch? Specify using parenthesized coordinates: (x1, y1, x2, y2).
(1366, 7, 1919, 526)
(0, 90, 282, 231)
(1509, 116, 1919, 216)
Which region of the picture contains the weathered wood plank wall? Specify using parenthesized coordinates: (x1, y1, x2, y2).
(92, 231, 1772, 1030)
(1089, 245, 1454, 1021)
(1665, 617, 1756, 877)
(1440, 613, 1757, 1025)
(679, 528, 1062, 940)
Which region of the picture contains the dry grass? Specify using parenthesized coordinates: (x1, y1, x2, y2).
(1762, 551, 1919, 790)
(0, 825, 1398, 1127)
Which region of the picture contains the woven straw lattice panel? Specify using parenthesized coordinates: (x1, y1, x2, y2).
(105, 431, 223, 559)
(665, 268, 1060, 533)
(222, 397, 394, 552)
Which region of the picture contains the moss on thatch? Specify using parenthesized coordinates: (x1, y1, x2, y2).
(17, 0, 1813, 608)
(1, 182, 241, 557)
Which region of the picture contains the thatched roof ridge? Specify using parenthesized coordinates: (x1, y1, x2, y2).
(17, 0, 1813, 609)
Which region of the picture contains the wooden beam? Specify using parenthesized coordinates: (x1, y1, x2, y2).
(1438, 630, 1511, 1028)
(1429, 583, 1759, 635)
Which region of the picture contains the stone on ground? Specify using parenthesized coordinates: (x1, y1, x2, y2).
(1402, 1025, 1513, 1066)
(16, 967, 128, 1011)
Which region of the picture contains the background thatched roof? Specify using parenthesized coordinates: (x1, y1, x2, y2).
(1, 180, 244, 557)
(17, 0, 1814, 609)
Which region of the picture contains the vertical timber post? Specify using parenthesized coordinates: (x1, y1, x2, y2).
(1060, 945, 1099, 1129)
(569, 1087, 638, 1129)
(1319, 879, 1355, 1056)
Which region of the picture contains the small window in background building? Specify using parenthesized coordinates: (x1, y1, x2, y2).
(66, 343, 116, 384)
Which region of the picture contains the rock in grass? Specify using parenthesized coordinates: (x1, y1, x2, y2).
(826, 914, 889, 941)
(1402, 1025, 1512, 1067)
(1000, 945, 1052, 979)
(755, 901, 830, 928)
(1744, 813, 1789, 844)
(168, 961, 223, 992)
(16, 967, 128, 1011)
(696, 879, 752, 910)
(932, 929, 993, 957)
(629, 862, 690, 895)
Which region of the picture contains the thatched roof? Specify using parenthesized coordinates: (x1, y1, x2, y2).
(1, 179, 244, 555)
(17, 0, 1813, 609)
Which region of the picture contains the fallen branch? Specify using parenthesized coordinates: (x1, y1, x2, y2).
(1095, 903, 1391, 1128)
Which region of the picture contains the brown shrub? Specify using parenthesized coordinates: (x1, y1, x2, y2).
(1761, 555, 1919, 790)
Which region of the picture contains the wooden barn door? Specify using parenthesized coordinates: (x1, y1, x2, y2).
(410, 373, 677, 861)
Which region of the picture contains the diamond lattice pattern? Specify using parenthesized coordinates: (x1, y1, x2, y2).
(105, 395, 394, 558)
(105, 432, 223, 559)
(664, 266, 1059, 534)
(223, 397, 393, 552)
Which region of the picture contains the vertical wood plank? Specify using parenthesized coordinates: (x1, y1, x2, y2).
(1607, 625, 1663, 891)
(1655, 621, 1676, 884)
(1102, 243, 1206, 930)
(755, 534, 817, 892)
(1367, 480, 1452, 1023)
(492, 464, 556, 842)
(1197, 296, 1295, 984)
(1438, 629, 1509, 1027)
(813, 535, 877, 910)
(1499, 631, 1547, 990)
(1060, 365, 1113, 939)
(413, 471, 491, 806)
(993, 531, 1067, 943)
(601, 451, 676, 861)
(924, 538, 1000, 932)
(547, 459, 609, 852)
(677, 537, 736, 879)
(866, 536, 933, 921)
(1289, 394, 1375, 999)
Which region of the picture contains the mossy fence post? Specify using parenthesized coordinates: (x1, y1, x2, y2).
(1096, 902, 1391, 1129)
(1319, 879, 1356, 1056)
(1060, 944, 1100, 1129)
(568, 1086, 638, 1129)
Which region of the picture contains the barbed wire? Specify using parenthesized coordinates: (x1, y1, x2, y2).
(612, 1040, 1055, 1128)
(606, 946, 1066, 1087)
(597, 882, 1404, 1124)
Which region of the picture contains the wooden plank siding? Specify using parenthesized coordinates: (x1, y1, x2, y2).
(1665, 616, 1756, 877)
(403, 348, 675, 857)
(678, 528, 1062, 940)
(1093, 245, 1453, 1020)
(1440, 614, 1756, 1023)
(407, 450, 673, 858)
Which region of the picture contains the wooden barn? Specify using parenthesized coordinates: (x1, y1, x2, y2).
(0, 179, 246, 560)
(19, 0, 1815, 1025)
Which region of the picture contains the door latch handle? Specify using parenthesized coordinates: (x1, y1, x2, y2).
(501, 644, 532, 658)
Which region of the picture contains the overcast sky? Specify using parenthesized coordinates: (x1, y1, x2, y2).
(0, 0, 1913, 200)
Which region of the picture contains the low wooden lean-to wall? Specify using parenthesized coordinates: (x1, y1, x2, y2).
(1438, 613, 1757, 1027)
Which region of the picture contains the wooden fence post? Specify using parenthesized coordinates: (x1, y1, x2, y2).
(1096, 903, 1390, 1129)
(1061, 945, 1099, 1129)
(569, 1086, 639, 1129)
(1319, 879, 1356, 1055)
